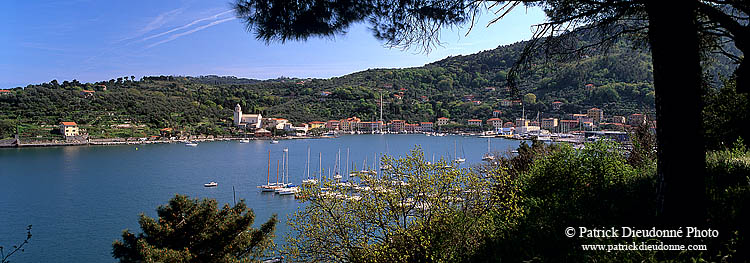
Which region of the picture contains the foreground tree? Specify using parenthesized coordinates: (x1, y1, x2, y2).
(285, 148, 520, 262)
(234, 0, 749, 225)
(112, 195, 277, 263)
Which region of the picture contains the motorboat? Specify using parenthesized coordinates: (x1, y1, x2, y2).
(204, 181, 218, 187)
(239, 139, 250, 143)
(270, 140, 279, 144)
(185, 142, 198, 147)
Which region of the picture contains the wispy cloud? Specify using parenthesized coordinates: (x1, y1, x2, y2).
(142, 10, 234, 41)
(146, 16, 236, 48)
(141, 7, 186, 34)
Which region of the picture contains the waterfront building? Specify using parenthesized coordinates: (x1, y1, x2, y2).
(325, 120, 340, 130)
(541, 118, 558, 131)
(487, 118, 503, 131)
(254, 128, 272, 137)
(587, 108, 604, 124)
(420, 122, 434, 132)
(340, 116, 361, 131)
(503, 121, 514, 128)
(358, 121, 383, 132)
(266, 118, 289, 130)
(309, 121, 326, 129)
(60, 122, 79, 137)
(405, 123, 419, 132)
(467, 119, 483, 126)
(233, 104, 262, 129)
(437, 117, 450, 126)
(391, 120, 406, 132)
(283, 123, 309, 134)
(628, 113, 647, 126)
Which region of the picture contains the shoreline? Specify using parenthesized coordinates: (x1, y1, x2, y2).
(0, 132, 550, 149)
(0, 135, 336, 149)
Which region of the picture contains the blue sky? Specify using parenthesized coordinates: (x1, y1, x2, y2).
(0, 1, 546, 88)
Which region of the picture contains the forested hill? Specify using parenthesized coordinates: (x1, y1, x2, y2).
(0, 36, 732, 139)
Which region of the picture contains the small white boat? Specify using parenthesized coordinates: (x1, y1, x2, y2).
(204, 181, 218, 187)
(276, 184, 299, 195)
(454, 158, 466, 163)
(185, 142, 198, 147)
(239, 139, 250, 143)
(270, 140, 279, 144)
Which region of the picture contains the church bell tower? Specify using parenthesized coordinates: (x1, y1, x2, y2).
(233, 104, 242, 126)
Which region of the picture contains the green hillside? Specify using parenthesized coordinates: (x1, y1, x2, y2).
(0, 36, 731, 139)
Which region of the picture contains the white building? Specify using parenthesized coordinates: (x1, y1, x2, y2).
(233, 104, 262, 129)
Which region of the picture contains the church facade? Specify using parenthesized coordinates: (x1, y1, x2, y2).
(233, 104, 262, 129)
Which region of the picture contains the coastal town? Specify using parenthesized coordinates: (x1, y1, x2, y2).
(1, 100, 653, 148)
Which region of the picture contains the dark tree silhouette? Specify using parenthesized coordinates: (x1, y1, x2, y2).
(234, 0, 749, 225)
(112, 195, 277, 263)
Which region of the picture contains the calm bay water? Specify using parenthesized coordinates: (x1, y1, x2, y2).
(0, 134, 523, 262)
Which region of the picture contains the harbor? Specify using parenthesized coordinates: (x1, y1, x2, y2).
(0, 134, 524, 262)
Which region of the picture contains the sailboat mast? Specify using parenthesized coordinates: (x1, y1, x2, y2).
(338, 148, 341, 175)
(306, 147, 310, 179)
(281, 151, 285, 184)
(380, 92, 384, 132)
(318, 152, 322, 181)
(276, 160, 279, 185)
(346, 148, 350, 176)
(267, 150, 270, 184)
(285, 149, 289, 184)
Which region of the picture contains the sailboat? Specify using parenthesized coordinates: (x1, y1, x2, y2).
(453, 140, 466, 163)
(333, 149, 343, 180)
(258, 150, 281, 192)
(276, 148, 299, 195)
(482, 138, 495, 161)
(302, 147, 318, 185)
